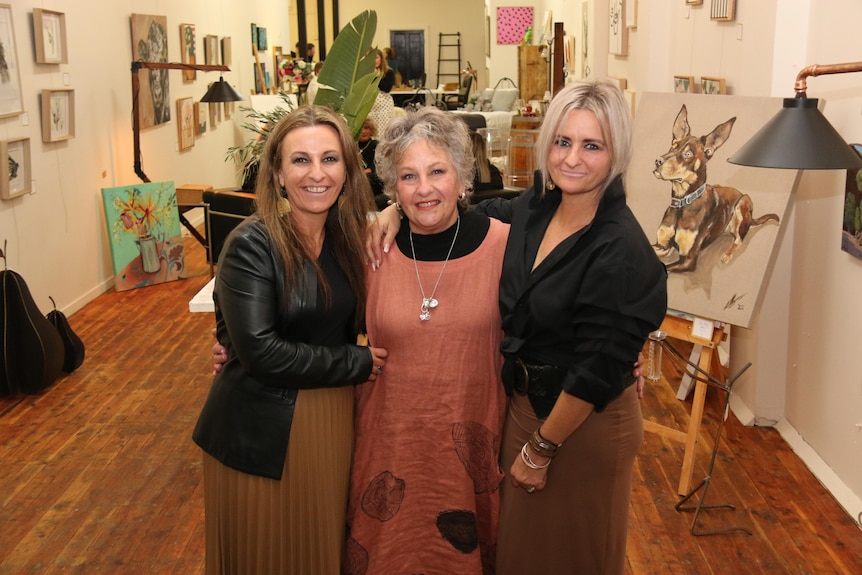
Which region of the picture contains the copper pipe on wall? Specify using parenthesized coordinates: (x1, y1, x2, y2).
(793, 61, 862, 96)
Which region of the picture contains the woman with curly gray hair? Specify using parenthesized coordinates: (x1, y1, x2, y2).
(343, 107, 510, 574)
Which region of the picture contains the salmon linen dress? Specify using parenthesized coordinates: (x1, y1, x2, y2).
(344, 217, 509, 575)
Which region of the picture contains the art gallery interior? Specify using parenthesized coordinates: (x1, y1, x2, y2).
(1, 0, 861, 571)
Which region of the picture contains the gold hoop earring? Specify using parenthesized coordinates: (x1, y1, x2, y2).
(546, 178, 556, 191)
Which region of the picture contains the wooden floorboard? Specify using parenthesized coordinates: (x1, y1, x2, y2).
(1, 235, 861, 573)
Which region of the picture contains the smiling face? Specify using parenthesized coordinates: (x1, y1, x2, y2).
(395, 140, 462, 235)
(548, 109, 612, 200)
(277, 125, 346, 228)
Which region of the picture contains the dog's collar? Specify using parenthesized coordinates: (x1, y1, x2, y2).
(670, 183, 707, 208)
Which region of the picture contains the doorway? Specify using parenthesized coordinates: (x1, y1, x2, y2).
(390, 30, 425, 87)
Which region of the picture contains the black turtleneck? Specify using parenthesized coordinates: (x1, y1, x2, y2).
(393, 209, 491, 261)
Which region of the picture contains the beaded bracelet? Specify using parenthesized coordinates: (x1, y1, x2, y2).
(521, 443, 551, 469)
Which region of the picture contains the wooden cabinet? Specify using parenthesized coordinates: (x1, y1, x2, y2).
(518, 45, 549, 102)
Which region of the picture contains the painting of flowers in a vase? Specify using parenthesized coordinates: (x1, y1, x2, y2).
(101, 181, 185, 291)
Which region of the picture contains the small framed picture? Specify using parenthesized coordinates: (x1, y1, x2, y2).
(0, 4, 24, 118)
(673, 75, 695, 93)
(34, 8, 68, 64)
(205, 34, 219, 66)
(256, 27, 268, 52)
(221, 37, 232, 66)
(41, 89, 75, 142)
(624, 89, 636, 117)
(180, 24, 196, 82)
(194, 102, 207, 136)
(626, 0, 638, 29)
(209, 100, 221, 128)
(710, 0, 735, 21)
(1, 137, 31, 199)
(607, 76, 627, 91)
(700, 76, 727, 95)
(177, 97, 195, 151)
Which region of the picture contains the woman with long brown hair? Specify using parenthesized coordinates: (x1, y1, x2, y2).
(193, 105, 387, 574)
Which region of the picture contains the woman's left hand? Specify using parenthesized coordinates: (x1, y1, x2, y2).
(509, 447, 549, 494)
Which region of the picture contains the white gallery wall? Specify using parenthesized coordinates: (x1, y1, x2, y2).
(0, 0, 289, 315)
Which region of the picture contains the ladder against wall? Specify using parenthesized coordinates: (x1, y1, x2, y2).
(436, 32, 461, 88)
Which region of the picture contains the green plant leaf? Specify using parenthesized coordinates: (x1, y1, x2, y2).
(341, 72, 382, 138)
(317, 10, 378, 106)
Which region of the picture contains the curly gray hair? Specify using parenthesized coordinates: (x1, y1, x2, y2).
(374, 107, 475, 208)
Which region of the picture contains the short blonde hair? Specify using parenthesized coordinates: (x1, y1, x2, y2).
(535, 79, 632, 195)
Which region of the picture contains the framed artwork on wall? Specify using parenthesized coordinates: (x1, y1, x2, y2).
(674, 75, 695, 93)
(626, 0, 638, 29)
(0, 4, 23, 118)
(177, 97, 195, 151)
(841, 144, 862, 259)
(701, 76, 727, 95)
(609, 0, 628, 56)
(180, 24, 196, 82)
(194, 102, 207, 136)
(131, 14, 171, 128)
(205, 35, 219, 66)
(607, 76, 627, 91)
(41, 89, 75, 142)
(209, 100, 220, 128)
(221, 37, 232, 66)
(496, 7, 533, 45)
(625, 89, 637, 117)
(34, 8, 68, 64)
(0, 137, 30, 199)
(710, 0, 736, 21)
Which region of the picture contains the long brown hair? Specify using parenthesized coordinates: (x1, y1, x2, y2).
(255, 105, 373, 328)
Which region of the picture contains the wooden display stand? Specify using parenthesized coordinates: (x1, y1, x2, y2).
(643, 313, 726, 496)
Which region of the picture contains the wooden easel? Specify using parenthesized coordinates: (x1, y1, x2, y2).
(643, 313, 726, 496)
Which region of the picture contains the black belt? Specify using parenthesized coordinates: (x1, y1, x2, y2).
(512, 358, 567, 399)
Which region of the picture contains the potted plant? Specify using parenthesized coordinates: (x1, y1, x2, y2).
(226, 10, 381, 187)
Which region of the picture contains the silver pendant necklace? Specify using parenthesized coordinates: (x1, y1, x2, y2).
(409, 216, 460, 321)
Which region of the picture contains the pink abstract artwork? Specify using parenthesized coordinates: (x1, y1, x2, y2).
(496, 7, 533, 45)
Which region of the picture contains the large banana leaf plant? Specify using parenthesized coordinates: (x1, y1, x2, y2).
(226, 10, 381, 184)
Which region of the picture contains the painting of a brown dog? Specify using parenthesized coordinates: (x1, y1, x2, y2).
(652, 105, 780, 273)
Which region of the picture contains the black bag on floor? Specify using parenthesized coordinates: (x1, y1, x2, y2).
(47, 296, 85, 373)
(0, 250, 65, 396)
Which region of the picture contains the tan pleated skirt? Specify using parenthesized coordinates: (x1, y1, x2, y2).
(496, 386, 643, 575)
(202, 386, 355, 575)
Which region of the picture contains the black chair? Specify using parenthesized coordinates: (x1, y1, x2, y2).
(445, 74, 473, 110)
(203, 190, 257, 265)
(456, 113, 487, 132)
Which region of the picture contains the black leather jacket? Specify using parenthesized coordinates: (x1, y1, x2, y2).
(192, 216, 373, 479)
